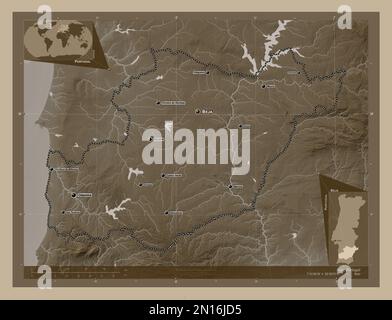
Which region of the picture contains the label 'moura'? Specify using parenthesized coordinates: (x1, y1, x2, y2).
(142, 121, 250, 175)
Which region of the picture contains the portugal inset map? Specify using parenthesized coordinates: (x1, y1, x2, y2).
(13, 12, 379, 287)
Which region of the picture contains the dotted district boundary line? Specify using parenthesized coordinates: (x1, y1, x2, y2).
(44, 47, 346, 252)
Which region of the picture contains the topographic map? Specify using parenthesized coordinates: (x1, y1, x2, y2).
(14, 12, 379, 287)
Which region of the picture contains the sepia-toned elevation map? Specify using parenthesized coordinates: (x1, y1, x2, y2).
(13, 12, 379, 287)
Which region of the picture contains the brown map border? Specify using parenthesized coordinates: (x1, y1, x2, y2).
(13, 12, 380, 287)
